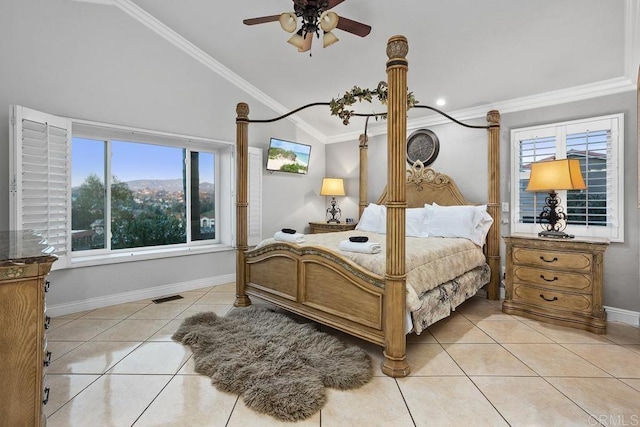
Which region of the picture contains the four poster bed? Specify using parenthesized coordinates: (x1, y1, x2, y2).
(234, 35, 501, 377)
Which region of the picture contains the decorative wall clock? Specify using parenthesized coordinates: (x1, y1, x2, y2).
(407, 129, 439, 166)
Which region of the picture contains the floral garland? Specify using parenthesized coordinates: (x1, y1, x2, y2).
(329, 81, 418, 125)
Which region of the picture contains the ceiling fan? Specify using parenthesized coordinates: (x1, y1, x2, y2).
(243, 0, 372, 53)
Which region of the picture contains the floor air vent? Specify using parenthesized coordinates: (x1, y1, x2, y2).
(152, 295, 184, 304)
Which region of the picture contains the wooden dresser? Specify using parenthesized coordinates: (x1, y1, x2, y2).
(502, 234, 609, 334)
(0, 231, 57, 427)
(309, 221, 357, 234)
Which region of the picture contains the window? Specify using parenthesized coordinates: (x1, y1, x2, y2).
(510, 114, 624, 242)
(70, 134, 218, 253)
(10, 105, 261, 269)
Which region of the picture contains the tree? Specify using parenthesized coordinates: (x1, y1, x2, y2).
(73, 174, 186, 250)
(72, 174, 105, 231)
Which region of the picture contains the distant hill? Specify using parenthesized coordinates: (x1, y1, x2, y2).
(73, 179, 214, 193)
(126, 179, 214, 193)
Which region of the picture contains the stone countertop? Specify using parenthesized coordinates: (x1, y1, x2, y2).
(0, 231, 57, 266)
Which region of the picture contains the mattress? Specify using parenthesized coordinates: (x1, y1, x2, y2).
(258, 230, 487, 312)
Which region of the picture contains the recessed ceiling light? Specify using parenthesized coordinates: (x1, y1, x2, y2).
(436, 98, 446, 106)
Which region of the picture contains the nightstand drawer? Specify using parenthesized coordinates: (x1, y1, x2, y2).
(512, 247, 592, 272)
(512, 283, 593, 314)
(512, 266, 592, 292)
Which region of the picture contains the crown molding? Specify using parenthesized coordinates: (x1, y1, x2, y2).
(72, 0, 328, 142)
(325, 77, 637, 144)
(625, 0, 640, 82)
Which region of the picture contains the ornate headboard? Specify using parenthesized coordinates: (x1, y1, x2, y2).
(376, 163, 474, 208)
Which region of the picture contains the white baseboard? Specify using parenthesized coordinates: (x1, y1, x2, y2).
(605, 305, 640, 327)
(47, 274, 236, 317)
(47, 276, 640, 329)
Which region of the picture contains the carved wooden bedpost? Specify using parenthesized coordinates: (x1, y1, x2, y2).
(358, 133, 368, 218)
(234, 102, 251, 307)
(382, 35, 410, 378)
(486, 110, 501, 300)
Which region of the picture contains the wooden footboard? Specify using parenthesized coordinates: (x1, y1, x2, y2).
(243, 243, 387, 346)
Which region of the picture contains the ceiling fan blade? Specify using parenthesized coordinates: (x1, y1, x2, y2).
(243, 15, 281, 26)
(336, 16, 371, 37)
(298, 32, 313, 52)
(327, 0, 346, 8)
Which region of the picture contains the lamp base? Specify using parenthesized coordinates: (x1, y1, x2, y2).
(325, 197, 342, 224)
(538, 230, 574, 239)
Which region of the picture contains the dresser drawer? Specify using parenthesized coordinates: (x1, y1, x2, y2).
(512, 282, 593, 314)
(512, 247, 592, 272)
(512, 266, 592, 292)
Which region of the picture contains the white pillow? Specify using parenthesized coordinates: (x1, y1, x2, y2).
(356, 204, 426, 237)
(406, 207, 427, 237)
(423, 203, 493, 246)
(476, 208, 494, 246)
(356, 203, 385, 233)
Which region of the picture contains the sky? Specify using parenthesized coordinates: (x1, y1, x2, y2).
(71, 138, 215, 187)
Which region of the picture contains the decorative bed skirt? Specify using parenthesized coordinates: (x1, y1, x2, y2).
(410, 264, 491, 335)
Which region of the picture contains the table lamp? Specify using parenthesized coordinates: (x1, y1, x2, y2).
(320, 177, 345, 223)
(525, 158, 586, 238)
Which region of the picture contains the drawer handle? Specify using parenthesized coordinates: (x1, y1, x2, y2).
(44, 316, 51, 330)
(43, 387, 50, 405)
(44, 351, 52, 367)
(539, 256, 558, 263)
(540, 294, 558, 302)
(540, 275, 558, 282)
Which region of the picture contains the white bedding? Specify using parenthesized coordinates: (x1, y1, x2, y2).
(257, 230, 486, 312)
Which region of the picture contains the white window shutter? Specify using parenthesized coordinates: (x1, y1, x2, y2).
(10, 105, 72, 268)
(247, 147, 262, 246)
(510, 114, 624, 242)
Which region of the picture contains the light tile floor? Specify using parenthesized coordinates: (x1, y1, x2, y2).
(45, 283, 640, 426)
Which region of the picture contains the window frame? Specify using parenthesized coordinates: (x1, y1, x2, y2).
(69, 120, 235, 266)
(10, 105, 254, 270)
(510, 113, 624, 242)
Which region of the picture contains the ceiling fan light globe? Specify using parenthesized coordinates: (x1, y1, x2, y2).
(279, 12, 297, 33)
(298, 32, 312, 52)
(319, 11, 339, 32)
(323, 31, 339, 48)
(287, 32, 305, 49)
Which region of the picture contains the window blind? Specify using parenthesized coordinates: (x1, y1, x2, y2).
(510, 113, 624, 242)
(10, 106, 72, 268)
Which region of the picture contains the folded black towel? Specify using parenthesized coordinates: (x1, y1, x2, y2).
(349, 236, 369, 243)
(281, 228, 297, 234)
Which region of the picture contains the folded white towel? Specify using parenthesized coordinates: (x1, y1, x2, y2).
(274, 231, 305, 243)
(339, 240, 382, 254)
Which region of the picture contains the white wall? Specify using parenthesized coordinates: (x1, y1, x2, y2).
(325, 91, 640, 314)
(0, 0, 326, 313)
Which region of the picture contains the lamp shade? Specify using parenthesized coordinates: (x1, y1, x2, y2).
(526, 159, 586, 192)
(279, 12, 297, 33)
(287, 30, 305, 49)
(323, 31, 339, 48)
(319, 11, 339, 32)
(320, 178, 345, 196)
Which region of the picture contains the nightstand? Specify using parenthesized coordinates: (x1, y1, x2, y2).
(502, 233, 609, 334)
(309, 222, 357, 234)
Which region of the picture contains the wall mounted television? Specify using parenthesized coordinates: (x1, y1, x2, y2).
(266, 137, 311, 174)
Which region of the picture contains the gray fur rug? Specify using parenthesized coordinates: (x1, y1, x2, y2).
(171, 306, 372, 421)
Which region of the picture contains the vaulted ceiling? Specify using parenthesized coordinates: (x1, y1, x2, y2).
(79, 0, 639, 143)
